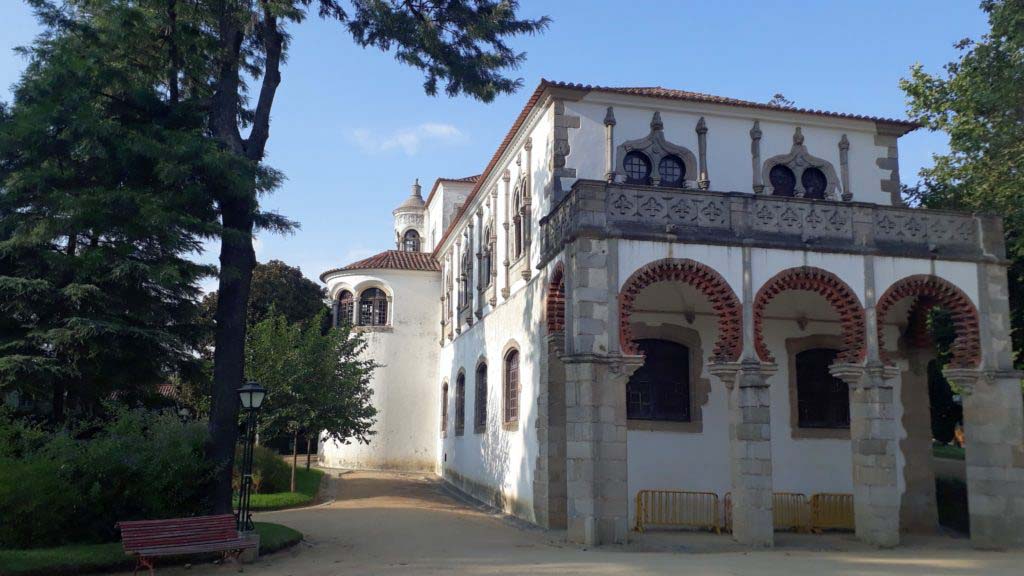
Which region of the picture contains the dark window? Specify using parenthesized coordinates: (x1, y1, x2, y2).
(338, 290, 354, 326)
(795, 348, 849, 428)
(475, 363, 488, 431)
(624, 151, 652, 184)
(512, 189, 524, 260)
(769, 165, 796, 197)
(658, 155, 685, 186)
(504, 350, 520, 425)
(481, 227, 493, 287)
(801, 167, 828, 199)
(359, 287, 388, 326)
(459, 248, 472, 309)
(627, 339, 690, 421)
(455, 373, 466, 436)
(403, 229, 420, 252)
(441, 382, 449, 434)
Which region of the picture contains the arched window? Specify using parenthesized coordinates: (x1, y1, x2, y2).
(337, 290, 354, 327)
(474, 363, 488, 432)
(403, 229, 420, 252)
(503, 349, 520, 426)
(455, 372, 466, 436)
(359, 287, 388, 326)
(458, 247, 472, 309)
(801, 167, 828, 199)
(658, 155, 685, 187)
(624, 151, 652, 184)
(627, 339, 690, 421)
(511, 189, 524, 260)
(795, 348, 849, 428)
(481, 226, 493, 287)
(441, 381, 449, 435)
(769, 165, 796, 197)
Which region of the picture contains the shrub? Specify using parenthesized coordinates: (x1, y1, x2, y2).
(233, 445, 290, 494)
(0, 408, 215, 548)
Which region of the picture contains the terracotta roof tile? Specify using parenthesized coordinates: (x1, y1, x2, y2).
(431, 80, 917, 256)
(320, 250, 440, 281)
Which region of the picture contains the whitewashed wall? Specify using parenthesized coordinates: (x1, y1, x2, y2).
(321, 269, 441, 471)
(566, 95, 894, 205)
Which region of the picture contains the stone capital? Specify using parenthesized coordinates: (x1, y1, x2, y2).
(943, 367, 1024, 397)
(708, 360, 776, 390)
(830, 361, 898, 388)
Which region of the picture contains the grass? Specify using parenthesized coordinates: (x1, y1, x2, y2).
(933, 443, 966, 461)
(246, 467, 325, 511)
(0, 522, 301, 576)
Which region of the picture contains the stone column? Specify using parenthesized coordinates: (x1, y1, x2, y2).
(562, 353, 642, 545)
(832, 362, 901, 547)
(710, 360, 775, 547)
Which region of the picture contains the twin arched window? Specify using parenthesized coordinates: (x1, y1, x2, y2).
(503, 349, 520, 426)
(358, 287, 388, 326)
(770, 165, 828, 199)
(624, 151, 685, 187)
(402, 229, 420, 252)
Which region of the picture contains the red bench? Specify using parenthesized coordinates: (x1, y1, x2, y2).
(116, 514, 257, 575)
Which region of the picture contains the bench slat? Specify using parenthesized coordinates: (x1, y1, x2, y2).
(131, 538, 257, 557)
(117, 514, 249, 555)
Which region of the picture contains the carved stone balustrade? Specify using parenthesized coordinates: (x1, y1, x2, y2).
(539, 180, 1003, 266)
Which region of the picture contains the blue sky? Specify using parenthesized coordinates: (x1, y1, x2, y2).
(0, 1, 989, 291)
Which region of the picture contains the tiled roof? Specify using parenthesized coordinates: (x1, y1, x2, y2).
(424, 174, 481, 207)
(320, 250, 440, 281)
(431, 79, 918, 256)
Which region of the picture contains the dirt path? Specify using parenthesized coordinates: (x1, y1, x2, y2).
(148, 469, 1022, 575)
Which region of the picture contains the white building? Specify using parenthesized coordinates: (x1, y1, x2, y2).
(320, 80, 1023, 549)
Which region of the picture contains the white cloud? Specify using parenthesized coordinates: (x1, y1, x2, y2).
(350, 122, 466, 156)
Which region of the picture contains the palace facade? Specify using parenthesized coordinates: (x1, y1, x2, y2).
(319, 80, 1023, 549)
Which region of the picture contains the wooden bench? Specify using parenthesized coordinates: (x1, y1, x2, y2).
(116, 514, 257, 575)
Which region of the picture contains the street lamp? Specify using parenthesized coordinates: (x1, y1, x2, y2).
(236, 381, 266, 532)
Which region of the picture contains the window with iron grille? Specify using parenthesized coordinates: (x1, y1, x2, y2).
(770, 165, 796, 197)
(503, 350, 520, 425)
(337, 290, 354, 327)
(474, 363, 488, 432)
(658, 155, 685, 187)
(359, 287, 388, 326)
(795, 348, 849, 428)
(441, 382, 449, 435)
(624, 151, 652, 184)
(403, 229, 420, 252)
(626, 339, 690, 421)
(801, 167, 828, 199)
(455, 372, 466, 436)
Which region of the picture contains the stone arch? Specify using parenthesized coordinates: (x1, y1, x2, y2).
(618, 258, 742, 362)
(546, 262, 566, 333)
(876, 275, 981, 369)
(753, 267, 865, 364)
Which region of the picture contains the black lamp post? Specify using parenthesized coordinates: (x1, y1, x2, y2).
(236, 381, 266, 532)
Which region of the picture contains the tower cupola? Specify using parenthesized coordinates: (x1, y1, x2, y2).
(393, 179, 426, 252)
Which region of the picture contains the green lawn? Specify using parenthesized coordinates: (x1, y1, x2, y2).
(244, 467, 325, 511)
(933, 443, 966, 461)
(0, 522, 300, 576)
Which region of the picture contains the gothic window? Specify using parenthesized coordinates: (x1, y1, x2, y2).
(503, 349, 520, 426)
(626, 339, 690, 421)
(658, 155, 685, 187)
(481, 226, 493, 287)
(769, 165, 796, 197)
(441, 381, 449, 435)
(337, 290, 354, 327)
(801, 167, 828, 200)
(402, 229, 420, 252)
(474, 362, 488, 432)
(795, 348, 849, 428)
(455, 372, 466, 436)
(511, 188, 524, 260)
(458, 246, 472, 309)
(359, 287, 388, 326)
(624, 151, 652, 184)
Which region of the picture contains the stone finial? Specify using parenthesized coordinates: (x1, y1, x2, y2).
(696, 116, 707, 135)
(750, 120, 762, 141)
(839, 134, 850, 151)
(793, 127, 805, 146)
(524, 136, 533, 151)
(604, 106, 616, 126)
(650, 111, 663, 132)
(502, 169, 510, 182)
(412, 178, 422, 197)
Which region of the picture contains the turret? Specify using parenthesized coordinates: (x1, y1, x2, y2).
(393, 179, 425, 252)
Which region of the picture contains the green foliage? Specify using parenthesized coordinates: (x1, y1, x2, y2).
(243, 468, 324, 511)
(0, 408, 214, 548)
(900, 0, 1024, 365)
(202, 260, 328, 330)
(233, 445, 291, 494)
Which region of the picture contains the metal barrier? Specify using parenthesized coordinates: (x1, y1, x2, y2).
(724, 492, 811, 532)
(634, 490, 720, 534)
(810, 493, 854, 531)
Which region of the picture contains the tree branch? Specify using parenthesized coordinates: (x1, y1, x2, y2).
(245, 2, 283, 161)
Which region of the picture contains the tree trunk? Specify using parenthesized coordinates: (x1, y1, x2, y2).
(206, 196, 257, 514)
(305, 435, 312, 470)
(290, 429, 298, 492)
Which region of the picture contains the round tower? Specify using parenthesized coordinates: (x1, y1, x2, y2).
(393, 179, 425, 252)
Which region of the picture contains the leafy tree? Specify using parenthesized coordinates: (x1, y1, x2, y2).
(245, 309, 376, 490)
(200, 0, 549, 512)
(901, 0, 1023, 366)
(201, 259, 328, 328)
(769, 93, 795, 107)
(0, 0, 227, 422)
